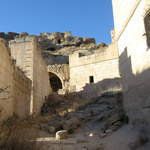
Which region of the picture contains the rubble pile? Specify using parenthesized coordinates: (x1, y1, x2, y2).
(39, 93, 125, 137)
(0, 93, 126, 150)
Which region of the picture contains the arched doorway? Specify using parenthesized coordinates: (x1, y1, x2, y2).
(49, 72, 63, 92)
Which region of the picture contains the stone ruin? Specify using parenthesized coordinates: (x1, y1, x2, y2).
(0, 31, 121, 121)
(0, 0, 150, 149)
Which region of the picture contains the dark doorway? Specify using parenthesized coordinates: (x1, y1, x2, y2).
(49, 72, 62, 92)
(57, 39, 61, 44)
(89, 76, 94, 83)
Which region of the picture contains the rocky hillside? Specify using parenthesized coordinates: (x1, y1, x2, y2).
(0, 32, 107, 56)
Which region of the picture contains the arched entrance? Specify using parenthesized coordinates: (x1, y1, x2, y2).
(49, 72, 63, 92)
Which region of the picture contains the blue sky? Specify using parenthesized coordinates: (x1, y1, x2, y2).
(0, 0, 114, 44)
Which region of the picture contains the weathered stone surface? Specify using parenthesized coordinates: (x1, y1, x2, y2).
(112, 0, 150, 133)
(10, 37, 51, 115)
(0, 39, 31, 120)
(69, 43, 121, 94)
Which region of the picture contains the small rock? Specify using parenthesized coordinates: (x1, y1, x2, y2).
(48, 126, 56, 133)
(63, 117, 80, 130)
(100, 133, 107, 138)
(56, 130, 68, 140)
(106, 114, 120, 124)
(105, 129, 113, 134)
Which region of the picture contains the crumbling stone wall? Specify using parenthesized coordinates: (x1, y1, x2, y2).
(0, 38, 32, 120)
(69, 43, 120, 94)
(43, 53, 69, 65)
(0, 39, 14, 121)
(12, 65, 31, 118)
(9, 37, 51, 115)
(112, 0, 150, 131)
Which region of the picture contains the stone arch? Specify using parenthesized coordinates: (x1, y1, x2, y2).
(47, 64, 70, 94)
(49, 72, 63, 92)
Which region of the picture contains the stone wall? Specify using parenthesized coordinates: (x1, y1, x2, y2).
(12, 65, 31, 118)
(0, 38, 32, 120)
(0, 39, 14, 121)
(69, 43, 120, 94)
(32, 41, 51, 114)
(10, 37, 51, 115)
(112, 0, 150, 130)
(43, 53, 69, 65)
(112, 0, 140, 39)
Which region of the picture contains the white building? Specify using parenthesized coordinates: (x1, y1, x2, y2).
(112, 0, 150, 130)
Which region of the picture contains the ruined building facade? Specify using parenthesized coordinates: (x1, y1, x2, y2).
(0, 39, 31, 120)
(0, 37, 51, 121)
(69, 43, 120, 96)
(40, 32, 121, 95)
(0, 29, 122, 120)
(9, 37, 51, 115)
(112, 0, 150, 130)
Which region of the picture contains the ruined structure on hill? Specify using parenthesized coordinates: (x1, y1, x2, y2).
(0, 31, 121, 120)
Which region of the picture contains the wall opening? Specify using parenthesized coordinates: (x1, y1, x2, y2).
(46, 47, 56, 51)
(89, 76, 94, 83)
(57, 39, 61, 44)
(49, 72, 62, 92)
(144, 11, 150, 48)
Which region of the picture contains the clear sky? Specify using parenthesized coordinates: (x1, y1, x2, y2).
(0, 0, 114, 44)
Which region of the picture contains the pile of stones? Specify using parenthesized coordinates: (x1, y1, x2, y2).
(39, 93, 125, 138)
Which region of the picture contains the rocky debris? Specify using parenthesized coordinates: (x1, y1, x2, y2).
(41, 93, 85, 116)
(39, 123, 56, 134)
(0, 93, 125, 150)
(56, 130, 68, 140)
(62, 116, 81, 132)
(40, 93, 124, 139)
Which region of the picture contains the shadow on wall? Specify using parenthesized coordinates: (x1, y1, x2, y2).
(81, 78, 122, 99)
(70, 77, 122, 100)
(119, 48, 150, 132)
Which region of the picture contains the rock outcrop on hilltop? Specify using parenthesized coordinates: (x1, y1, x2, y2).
(39, 32, 107, 56)
(0, 32, 107, 56)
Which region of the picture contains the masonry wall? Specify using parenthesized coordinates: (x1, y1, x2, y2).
(32, 41, 51, 114)
(112, 0, 150, 130)
(112, 0, 139, 37)
(10, 37, 51, 115)
(69, 44, 120, 94)
(10, 37, 34, 79)
(0, 38, 32, 121)
(12, 65, 31, 118)
(0, 39, 14, 121)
